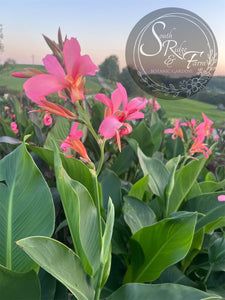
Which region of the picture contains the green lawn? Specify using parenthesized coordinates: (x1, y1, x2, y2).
(0, 64, 102, 94)
(157, 98, 225, 126)
(1, 64, 225, 127)
(0, 64, 45, 92)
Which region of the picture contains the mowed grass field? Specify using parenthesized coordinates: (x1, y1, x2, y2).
(157, 98, 225, 126)
(0, 64, 102, 94)
(1, 64, 225, 126)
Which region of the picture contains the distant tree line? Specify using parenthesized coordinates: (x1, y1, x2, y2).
(98, 55, 144, 96)
(99, 56, 225, 105)
(191, 91, 225, 107)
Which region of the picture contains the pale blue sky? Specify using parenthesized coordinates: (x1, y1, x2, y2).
(1, 0, 225, 74)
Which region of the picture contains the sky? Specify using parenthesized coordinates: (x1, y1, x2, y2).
(1, 0, 225, 75)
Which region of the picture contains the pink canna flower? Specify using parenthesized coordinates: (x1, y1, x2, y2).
(43, 113, 52, 126)
(195, 113, 214, 138)
(23, 38, 98, 103)
(213, 135, 219, 141)
(189, 135, 212, 159)
(11, 122, 19, 134)
(164, 119, 186, 142)
(218, 195, 225, 202)
(95, 83, 147, 151)
(149, 98, 161, 111)
(60, 123, 90, 163)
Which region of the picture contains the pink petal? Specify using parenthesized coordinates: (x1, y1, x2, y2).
(70, 123, 83, 140)
(24, 74, 68, 100)
(119, 123, 132, 137)
(111, 87, 123, 113)
(126, 111, 145, 120)
(127, 97, 147, 112)
(63, 38, 81, 78)
(180, 122, 187, 126)
(149, 98, 153, 105)
(95, 94, 112, 107)
(174, 119, 181, 128)
(164, 129, 174, 134)
(116, 82, 127, 109)
(99, 115, 122, 139)
(191, 119, 196, 126)
(218, 195, 225, 202)
(43, 55, 65, 78)
(43, 113, 52, 126)
(78, 55, 98, 76)
(202, 113, 213, 126)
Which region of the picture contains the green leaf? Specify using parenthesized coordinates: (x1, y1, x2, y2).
(165, 135, 184, 158)
(137, 147, 169, 199)
(54, 152, 100, 276)
(186, 182, 202, 200)
(153, 265, 197, 287)
(125, 212, 197, 283)
(205, 171, 217, 182)
(44, 117, 70, 151)
(123, 197, 156, 234)
(181, 228, 205, 271)
(199, 179, 225, 193)
(167, 155, 208, 216)
(165, 156, 180, 215)
(111, 220, 130, 255)
(11, 95, 29, 128)
(209, 235, 225, 271)
(17, 237, 94, 300)
(216, 165, 225, 181)
(99, 169, 121, 215)
(129, 121, 155, 156)
(0, 136, 22, 144)
(106, 283, 220, 300)
(128, 175, 149, 201)
(111, 145, 136, 176)
(100, 198, 115, 288)
(38, 268, 56, 300)
(29, 145, 96, 202)
(101, 255, 126, 298)
(0, 264, 41, 300)
(150, 121, 163, 152)
(0, 142, 55, 272)
(101, 198, 115, 264)
(182, 192, 225, 233)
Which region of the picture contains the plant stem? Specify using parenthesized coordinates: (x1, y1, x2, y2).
(93, 174, 103, 247)
(203, 263, 213, 284)
(77, 100, 107, 299)
(96, 139, 106, 176)
(76, 101, 99, 141)
(94, 263, 104, 300)
(93, 174, 104, 300)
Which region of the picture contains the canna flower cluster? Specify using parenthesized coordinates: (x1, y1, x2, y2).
(60, 123, 91, 163)
(12, 29, 148, 161)
(95, 83, 147, 151)
(12, 30, 98, 127)
(164, 113, 214, 159)
(11, 122, 19, 134)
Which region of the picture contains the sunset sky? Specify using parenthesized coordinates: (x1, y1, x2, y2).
(1, 0, 225, 75)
